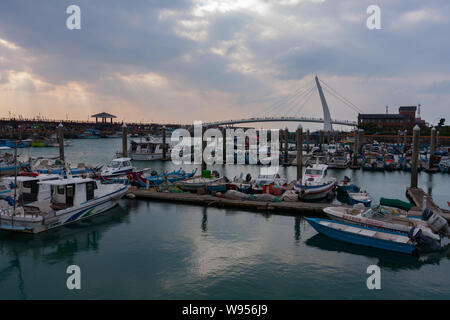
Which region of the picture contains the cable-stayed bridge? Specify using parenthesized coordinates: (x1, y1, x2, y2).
(204, 76, 361, 130)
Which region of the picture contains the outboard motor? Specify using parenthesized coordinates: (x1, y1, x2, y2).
(422, 208, 450, 237)
(212, 170, 220, 177)
(245, 173, 252, 183)
(408, 227, 441, 251)
(151, 170, 158, 177)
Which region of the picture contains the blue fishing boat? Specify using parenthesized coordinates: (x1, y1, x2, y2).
(306, 218, 417, 254)
(336, 176, 354, 193)
(346, 186, 372, 207)
(135, 168, 197, 187)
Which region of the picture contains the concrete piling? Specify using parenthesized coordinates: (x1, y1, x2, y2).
(122, 124, 128, 158)
(352, 129, 359, 167)
(222, 127, 226, 164)
(162, 125, 167, 160)
(306, 129, 310, 154)
(429, 126, 436, 169)
(296, 124, 303, 181)
(411, 125, 420, 188)
(284, 127, 289, 165)
(58, 123, 64, 162)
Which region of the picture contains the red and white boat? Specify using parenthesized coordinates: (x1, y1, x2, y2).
(294, 164, 336, 200)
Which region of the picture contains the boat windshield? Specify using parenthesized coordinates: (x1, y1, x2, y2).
(109, 161, 121, 168)
(305, 169, 322, 175)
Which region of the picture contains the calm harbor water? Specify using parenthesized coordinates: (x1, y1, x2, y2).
(1, 138, 450, 299)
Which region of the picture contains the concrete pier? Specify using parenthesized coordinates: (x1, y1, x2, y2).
(129, 188, 328, 216)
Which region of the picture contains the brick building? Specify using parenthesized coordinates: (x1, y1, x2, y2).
(358, 106, 426, 128)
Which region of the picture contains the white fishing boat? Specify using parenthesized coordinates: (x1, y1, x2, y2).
(174, 176, 225, 192)
(0, 177, 129, 233)
(123, 139, 171, 161)
(323, 205, 444, 242)
(252, 173, 287, 193)
(100, 158, 133, 177)
(327, 152, 350, 169)
(294, 164, 336, 200)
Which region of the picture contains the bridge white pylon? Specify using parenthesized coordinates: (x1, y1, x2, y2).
(315, 75, 332, 132)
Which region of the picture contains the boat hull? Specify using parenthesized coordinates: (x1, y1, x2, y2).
(0, 185, 129, 233)
(307, 218, 416, 254)
(295, 181, 335, 200)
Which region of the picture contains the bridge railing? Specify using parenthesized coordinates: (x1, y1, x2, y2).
(205, 116, 357, 126)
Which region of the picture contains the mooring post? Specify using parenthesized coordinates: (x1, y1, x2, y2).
(411, 125, 420, 188)
(162, 125, 167, 160)
(222, 127, 226, 164)
(429, 126, 436, 169)
(358, 129, 364, 153)
(296, 124, 303, 181)
(58, 123, 64, 162)
(306, 129, 310, 153)
(352, 129, 359, 167)
(436, 130, 440, 147)
(319, 131, 324, 151)
(122, 123, 128, 158)
(18, 125, 22, 141)
(202, 125, 207, 172)
(403, 129, 408, 148)
(284, 127, 289, 165)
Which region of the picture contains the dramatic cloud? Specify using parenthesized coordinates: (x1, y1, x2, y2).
(0, 0, 448, 127)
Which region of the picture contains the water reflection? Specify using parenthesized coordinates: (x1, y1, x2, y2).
(0, 203, 129, 265)
(294, 216, 301, 243)
(201, 207, 208, 233)
(305, 234, 450, 271)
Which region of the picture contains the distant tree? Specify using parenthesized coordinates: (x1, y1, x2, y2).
(438, 118, 445, 127)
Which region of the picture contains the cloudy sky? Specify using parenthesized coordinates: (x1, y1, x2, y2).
(0, 0, 448, 129)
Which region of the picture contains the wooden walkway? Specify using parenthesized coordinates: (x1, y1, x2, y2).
(129, 188, 329, 216)
(406, 187, 450, 221)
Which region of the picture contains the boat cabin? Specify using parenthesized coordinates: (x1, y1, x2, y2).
(4, 174, 59, 203)
(40, 178, 98, 210)
(305, 164, 327, 176)
(101, 157, 132, 176)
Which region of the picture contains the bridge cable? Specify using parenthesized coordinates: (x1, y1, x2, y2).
(263, 85, 314, 117)
(322, 87, 362, 114)
(282, 85, 316, 117)
(319, 79, 364, 114)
